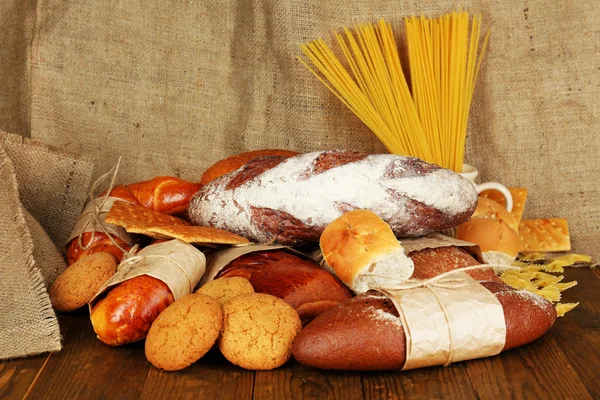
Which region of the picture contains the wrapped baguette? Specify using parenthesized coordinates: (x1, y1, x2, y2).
(292, 246, 557, 371)
(90, 239, 206, 346)
(188, 150, 478, 245)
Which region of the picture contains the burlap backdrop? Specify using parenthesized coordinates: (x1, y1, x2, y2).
(1, 0, 598, 261)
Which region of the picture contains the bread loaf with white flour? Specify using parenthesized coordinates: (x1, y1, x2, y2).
(188, 150, 478, 245)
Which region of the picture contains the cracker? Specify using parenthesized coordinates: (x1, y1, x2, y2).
(106, 200, 250, 244)
(518, 218, 571, 253)
(148, 225, 250, 245)
(105, 201, 189, 238)
(480, 187, 528, 224)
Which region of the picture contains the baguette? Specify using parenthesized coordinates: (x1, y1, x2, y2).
(189, 150, 478, 245)
(292, 246, 557, 370)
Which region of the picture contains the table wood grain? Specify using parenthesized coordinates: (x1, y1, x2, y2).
(1, 267, 598, 400)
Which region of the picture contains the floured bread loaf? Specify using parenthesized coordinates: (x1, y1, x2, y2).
(189, 150, 478, 245)
(320, 209, 414, 293)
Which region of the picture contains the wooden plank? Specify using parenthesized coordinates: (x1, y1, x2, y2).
(0, 310, 75, 400)
(547, 267, 600, 398)
(24, 310, 152, 400)
(253, 361, 363, 400)
(362, 365, 478, 400)
(0, 354, 49, 400)
(467, 312, 593, 399)
(140, 350, 254, 400)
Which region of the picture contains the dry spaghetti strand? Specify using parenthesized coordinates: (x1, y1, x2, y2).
(299, 12, 489, 172)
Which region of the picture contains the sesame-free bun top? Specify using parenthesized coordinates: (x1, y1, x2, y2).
(320, 209, 414, 293)
(456, 197, 520, 259)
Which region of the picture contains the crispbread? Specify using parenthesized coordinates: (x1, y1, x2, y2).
(106, 199, 250, 244)
(480, 187, 528, 224)
(148, 225, 249, 245)
(105, 201, 188, 238)
(519, 218, 571, 252)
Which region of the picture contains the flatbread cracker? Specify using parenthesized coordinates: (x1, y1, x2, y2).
(105, 201, 249, 245)
(480, 187, 528, 224)
(148, 225, 250, 246)
(519, 218, 571, 253)
(105, 201, 189, 239)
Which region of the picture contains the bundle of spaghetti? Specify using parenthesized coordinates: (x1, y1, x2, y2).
(406, 12, 489, 172)
(299, 12, 489, 172)
(299, 20, 434, 164)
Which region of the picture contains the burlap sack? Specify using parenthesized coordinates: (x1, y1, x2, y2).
(0, 1, 597, 259)
(0, 144, 61, 359)
(0, 131, 94, 248)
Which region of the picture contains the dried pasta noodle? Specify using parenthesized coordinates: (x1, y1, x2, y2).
(299, 12, 490, 172)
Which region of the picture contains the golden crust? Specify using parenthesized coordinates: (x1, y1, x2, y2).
(50, 252, 117, 312)
(145, 294, 222, 371)
(320, 209, 401, 285)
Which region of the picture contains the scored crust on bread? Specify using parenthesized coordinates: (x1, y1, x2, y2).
(200, 149, 300, 185)
(189, 150, 478, 245)
(320, 209, 414, 293)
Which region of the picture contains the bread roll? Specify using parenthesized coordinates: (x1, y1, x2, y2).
(456, 197, 520, 266)
(189, 150, 478, 245)
(216, 250, 352, 324)
(292, 246, 557, 371)
(90, 275, 174, 346)
(320, 209, 414, 293)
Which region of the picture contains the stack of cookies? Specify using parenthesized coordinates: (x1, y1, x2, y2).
(145, 277, 302, 371)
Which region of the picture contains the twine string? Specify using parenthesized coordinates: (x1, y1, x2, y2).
(117, 253, 194, 292)
(368, 263, 520, 367)
(76, 157, 132, 257)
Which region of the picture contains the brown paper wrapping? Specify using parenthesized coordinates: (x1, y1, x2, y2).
(89, 239, 206, 309)
(200, 244, 309, 286)
(376, 271, 506, 370)
(66, 196, 134, 246)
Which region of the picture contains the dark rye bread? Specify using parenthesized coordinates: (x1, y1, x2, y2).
(292, 247, 557, 371)
(216, 250, 352, 324)
(188, 150, 478, 245)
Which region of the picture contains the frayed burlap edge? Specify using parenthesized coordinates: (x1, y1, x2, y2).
(0, 145, 61, 359)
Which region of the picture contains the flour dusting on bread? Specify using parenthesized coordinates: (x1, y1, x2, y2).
(189, 151, 477, 244)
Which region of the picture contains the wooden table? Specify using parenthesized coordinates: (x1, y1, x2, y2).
(2, 267, 598, 400)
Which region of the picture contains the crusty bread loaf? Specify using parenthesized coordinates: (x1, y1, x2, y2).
(320, 209, 414, 293)
(216, 250, 352, 324)
(292, 246, 557, 370)
(90, 275, 174, 346)
(188, 150, 478, 245)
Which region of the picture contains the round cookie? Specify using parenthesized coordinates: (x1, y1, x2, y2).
(50, 252, 117, 312)
(195, 277, 254, 305)
(145, 293, 222, 371)
(219, 293, 302, 370)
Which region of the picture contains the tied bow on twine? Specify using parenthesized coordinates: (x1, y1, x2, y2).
(75, 157, 135, 259)
(364, 263, 521, 367)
